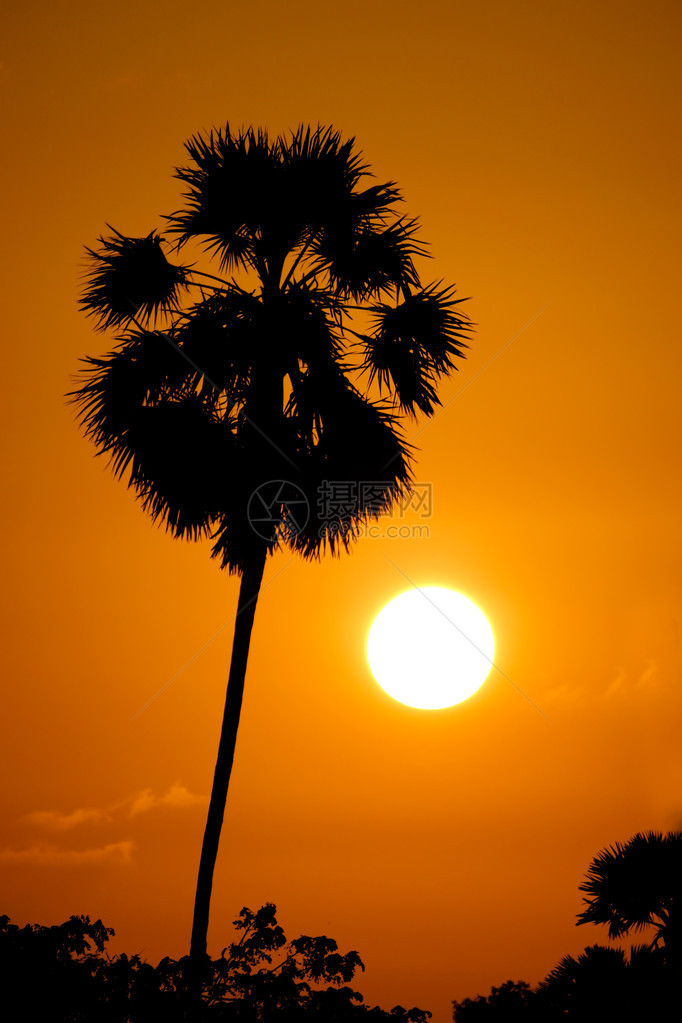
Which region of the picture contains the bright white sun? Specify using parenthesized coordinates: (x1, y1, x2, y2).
(367, 587, 495, 710)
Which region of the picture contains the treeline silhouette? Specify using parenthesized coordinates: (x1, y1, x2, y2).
(452, 830, 682, 1021)
(0, 904, 429, 1021)
(3, 831, 679, 1020)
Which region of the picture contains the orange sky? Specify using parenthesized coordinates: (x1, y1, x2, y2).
(1, 2, 681, 1020)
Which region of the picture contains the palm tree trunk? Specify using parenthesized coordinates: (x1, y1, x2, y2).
(188, 544, 268, 996)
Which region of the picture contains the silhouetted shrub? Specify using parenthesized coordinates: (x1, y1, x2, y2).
(452, 980, 541, 1022)
(0, 905, 430, 1021)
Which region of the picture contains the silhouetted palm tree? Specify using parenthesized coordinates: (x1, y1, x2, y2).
(577, 830, 682, 972)
(71, 123, 470, 990)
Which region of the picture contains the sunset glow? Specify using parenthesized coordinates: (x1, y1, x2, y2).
(2, 2, 681, 1021)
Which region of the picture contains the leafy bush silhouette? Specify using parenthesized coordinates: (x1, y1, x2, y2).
(0, 905, 430, 1021)
(0, 913, 121, 1021)
(451, 980, 542, 1022)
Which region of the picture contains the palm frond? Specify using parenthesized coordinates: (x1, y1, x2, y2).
(80, 228, 190, 331)
(127, 398, 237, 539)
(541, 944, 629, 993)
(71, 338, 237, 540)
(69, 332, 192, 448)
(363, 282, 471, 415)
(209, 474, 286, 575)
(349, 182, 404, 224)
(577, 831, 682, 941)
(281, 125, 368, 200)
(285, 372, 413, 558)
(165, 125, 278, 271)
(274, 126, 375, 245)
(174, 288, 262, 399)
(315, 217, 424, 301)
(276, 282, 345, 372)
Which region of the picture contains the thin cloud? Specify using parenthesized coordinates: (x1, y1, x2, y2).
(159, 782, 207, 810)
(0, 840, 135, 866)
(24, 806, 113, 830)
(129, 783, 207, 817)
(542, 682, 587, 705)
(635, 659, 660, 691)
(128, 790, 156, 817)
(542, 662, 664, 707)
(605, 661, 661, 700)
(604, 669, 628, 700)
(23, 784, 207, 831)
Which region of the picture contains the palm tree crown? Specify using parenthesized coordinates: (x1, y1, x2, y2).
(72, 124, 470, 570)
(577, 830, 682, 970)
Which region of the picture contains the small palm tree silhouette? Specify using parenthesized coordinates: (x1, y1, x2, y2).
(70, 123, 471, 987)
(577, 830, 682, 973)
